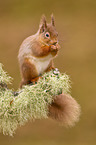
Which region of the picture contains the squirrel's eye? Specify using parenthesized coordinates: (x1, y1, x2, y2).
(45, 32, 50, 38)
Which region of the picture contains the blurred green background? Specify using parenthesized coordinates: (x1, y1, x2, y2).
(0, 0, 96, 145)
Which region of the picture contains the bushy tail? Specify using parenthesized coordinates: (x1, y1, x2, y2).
(48, 93, 81, 127)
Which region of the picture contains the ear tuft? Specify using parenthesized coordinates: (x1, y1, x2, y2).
(39, 15, 47, 33)
(51, 14, 55, 26)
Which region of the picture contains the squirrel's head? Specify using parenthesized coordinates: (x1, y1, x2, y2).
(38, 15, 58, 46)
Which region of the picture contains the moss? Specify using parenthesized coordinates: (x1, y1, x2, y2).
(0, 63, 12, 85)
(0, 64, 71, 136)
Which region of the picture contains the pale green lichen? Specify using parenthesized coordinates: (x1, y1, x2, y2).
(0, 64, 71, 136)
(0, 63, 12, 84)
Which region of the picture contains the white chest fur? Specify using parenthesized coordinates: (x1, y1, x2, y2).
(27, 54, 52, 75)
(35, 59, 50, 74)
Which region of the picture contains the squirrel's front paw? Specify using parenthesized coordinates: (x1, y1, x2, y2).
(50, 43, 60, 56)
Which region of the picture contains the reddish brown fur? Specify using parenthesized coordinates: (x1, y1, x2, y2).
(32, 43, 50, 57)
(18, 15, 60, 88)
(20, 58, 39, 87)
(18, 15, 80, 126)
(48, 94, 81, 126)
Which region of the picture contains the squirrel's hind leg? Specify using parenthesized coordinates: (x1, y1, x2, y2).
(20, 79, 31, 88)
(20, 59, 38, 88)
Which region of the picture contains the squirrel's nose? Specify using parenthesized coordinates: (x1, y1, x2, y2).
(50, 39, 58, 45)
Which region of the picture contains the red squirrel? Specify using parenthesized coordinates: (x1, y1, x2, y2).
(18, 15, 60, 88)
(18, 15, 80, 125)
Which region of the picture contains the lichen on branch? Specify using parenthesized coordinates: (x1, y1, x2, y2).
(0, 63, 71, 136)
(0, 63, 12, 85)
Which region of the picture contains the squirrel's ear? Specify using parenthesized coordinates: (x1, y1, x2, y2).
(51, 14, 55, 26)
(39, 15, 47, 33)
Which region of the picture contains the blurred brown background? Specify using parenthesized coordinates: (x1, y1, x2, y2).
(0, 0, 96, 145)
